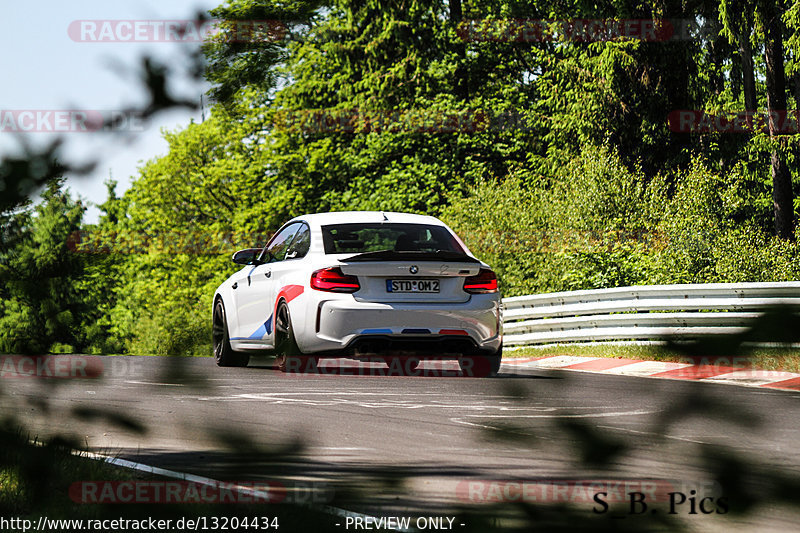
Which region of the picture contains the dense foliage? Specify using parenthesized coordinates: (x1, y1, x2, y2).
(3, 0, 800, 354)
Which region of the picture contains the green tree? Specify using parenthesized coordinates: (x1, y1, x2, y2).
(0, 178, 88, 353)
(203, 0, 323, 105)
(92, 104, 292, 355)
(721, 0, 796, 239)
(80, 0, 800, 354)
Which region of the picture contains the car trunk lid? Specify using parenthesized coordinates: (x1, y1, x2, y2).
(338, 251, 481, 303)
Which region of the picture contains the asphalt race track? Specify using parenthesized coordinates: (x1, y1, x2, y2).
(1, 355, 799, 531)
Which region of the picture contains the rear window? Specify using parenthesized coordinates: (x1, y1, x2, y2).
(321, 223, 465, 255)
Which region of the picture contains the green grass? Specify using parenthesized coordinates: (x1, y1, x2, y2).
(505, 344, 800, 373)
(0, 429, 140, 518)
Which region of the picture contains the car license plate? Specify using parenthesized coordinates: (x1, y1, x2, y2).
(386, 279, 440, 293)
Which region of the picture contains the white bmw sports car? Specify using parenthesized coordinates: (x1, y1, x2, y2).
(212, 212, 502, 376)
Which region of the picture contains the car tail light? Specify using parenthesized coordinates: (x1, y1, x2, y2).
(311, 267, 360, 293)
(463, 268, 498, 293)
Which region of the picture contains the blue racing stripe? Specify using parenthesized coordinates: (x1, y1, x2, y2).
(247, 322, 268, 340)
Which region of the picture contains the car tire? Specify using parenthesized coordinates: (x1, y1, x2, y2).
(213, 299, 249, 367)
(459, 346, 502, 377)
(274, 300, 305, 372)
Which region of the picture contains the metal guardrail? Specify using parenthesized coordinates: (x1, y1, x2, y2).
(501, 282, 800, 346)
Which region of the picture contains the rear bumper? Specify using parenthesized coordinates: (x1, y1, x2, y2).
(301, 295, 502, 354)
(343, 334, 488, 357)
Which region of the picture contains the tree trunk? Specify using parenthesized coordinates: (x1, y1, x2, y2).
(764, 0, 794, 239)
(449, 0, 468, 100)
(741, 47, 757, 113)
(448, 0, 461, 22)
(738, 25, 757, 116)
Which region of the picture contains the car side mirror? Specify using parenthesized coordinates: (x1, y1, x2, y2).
(232, 248, 263, 265)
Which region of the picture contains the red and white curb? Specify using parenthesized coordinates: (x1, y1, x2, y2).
(502, 356, 800, 392)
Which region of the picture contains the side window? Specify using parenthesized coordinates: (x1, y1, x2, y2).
(285, 223, 311, 260)
(261, 223, 300, 263)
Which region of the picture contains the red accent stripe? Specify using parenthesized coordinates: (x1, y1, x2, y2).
(763, 377, 800, 390)
(564, 358, 645, 371)
(650, 365, 741, 380)
(281, 284, 304, 303)
(273, 284, 305, 327)
(439, 329, 469, 336)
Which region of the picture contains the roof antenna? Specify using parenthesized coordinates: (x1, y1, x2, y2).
(381, 211, 388, 221)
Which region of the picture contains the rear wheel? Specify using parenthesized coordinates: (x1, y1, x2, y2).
(213, 299, 249, 367)
(459, 346, 502, 377)
(274, 300, 308, 372)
